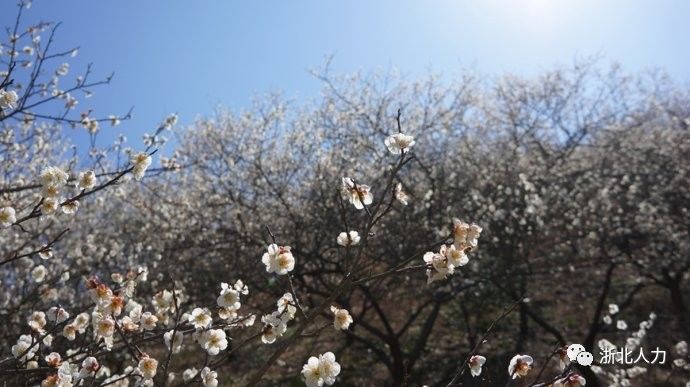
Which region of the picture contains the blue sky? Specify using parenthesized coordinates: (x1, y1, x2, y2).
(2, 0, 690, 149)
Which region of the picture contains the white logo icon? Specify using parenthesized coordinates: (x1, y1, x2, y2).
(567, 344, 585, 361)
(567, 343, 593, 366)
(576, 351, 594, 366)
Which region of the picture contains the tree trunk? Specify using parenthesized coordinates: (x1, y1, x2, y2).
(668, 278, 690, 341)
(391, 342, 406, 387)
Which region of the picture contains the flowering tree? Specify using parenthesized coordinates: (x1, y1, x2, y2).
(0, 2, 173, 385)
(1, 2, 689, 387)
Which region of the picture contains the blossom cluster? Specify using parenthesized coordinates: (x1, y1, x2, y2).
(423, 218, 482, 284)
(261, 292, 296, 344)
(301, 352, 341, 387)
(131, 152, 152, 181)
(39, 166, 75, 215)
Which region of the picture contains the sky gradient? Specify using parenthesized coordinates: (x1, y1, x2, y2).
(2, 0, 689, 142)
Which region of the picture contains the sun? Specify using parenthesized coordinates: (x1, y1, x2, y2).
(522, 0, 559, 21)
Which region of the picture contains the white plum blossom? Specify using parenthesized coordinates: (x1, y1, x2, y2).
(394, 183, 409, 205)
(452, 218, 482, 251)
(61, 200, 79, 215)
(86, 118, 100, 134)
(219, 283, 244, 306)
(41, 183, 61, 199)
(217, 282, 242, 309)
(277, 293, 297, 318)
(301, 356, 323, 387)
(626, 337, 641, 350)
(302, 352, 341, 387)
(337, 231, 360, 247)
(189, 308, 213, 330)
(330, 306, 353, 330)
(45, 352, 62, 368)
(131, 152, 152, 181)
(469, 355, 486, 377)
(79, 357, 99, 378)
(0, 88, 18, 110)
(47, 307, 70, 324)
(95, 316, 115, 338)
(56, 62, 69, 76)
(32, 265, 48, 282)
(39, 166, 69, 197)
(164, 330, 184, 354)
(261, 312, 288, 344)
(163, 113, 178, 128)
(233, 279, 249, 295)
(12, 335, 35, 361)
(384, 132, 415, 154)
(28, 311, 47, 333)
(261, 244, 295, 275)
(101, 294, 125, 316)
(65, 94, 78, 109)
(201, 367, 218, 387)
(0, 206, 16, 228)
(39, 248, 53, 260)
(40, 288, 59, 303)
(108, 115, 121, 127)
(41, 197, 59, 215)
(218, 306, 238, 321)
(616, 320, 628, 330)
(440, 244, 468, 267)
(423, 251, 454, 284)
(608, 304, 619, 315)
(76, 170, 97, 190)
(508, 354, 533, 379)
(137, 355, 158, 381)
(141, 312, 158, 330)
(73, 313, 90, 332)
(182, 368, 198, 382)
(62, 324, 77, 341)
(627, 366, 648, 378)
(200, 329, 227, 356)
(41, 362, 73, 387)
(152, 289, 175, 313)
(318, 352, 341, 385)
(42, 334, 53, 347)
(126, 301, 142, 321)
(236, 314, 256, 328)
(341, 177, 373, 210)
(598, 339, 616, 353)
(89, 282, 113, 305)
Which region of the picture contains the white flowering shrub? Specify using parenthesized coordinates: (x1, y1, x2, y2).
(1, 3, 689, 387)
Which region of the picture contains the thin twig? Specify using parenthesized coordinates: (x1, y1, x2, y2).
(446, 295, 525, 386)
